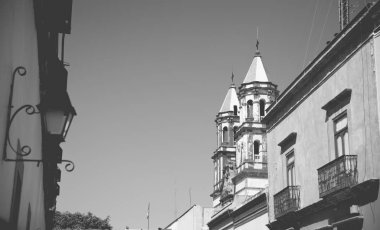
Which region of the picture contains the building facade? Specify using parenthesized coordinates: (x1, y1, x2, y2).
(0, 0, 76, 229)
(264, 2, 380, 230)
(163, 205, 213, 230)
(208, 47, 278, 230)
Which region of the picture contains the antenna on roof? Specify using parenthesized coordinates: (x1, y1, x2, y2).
(339, 0, 350, 30)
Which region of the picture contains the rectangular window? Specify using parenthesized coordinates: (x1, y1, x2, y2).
(286, 152, 295, 186)
(220, 157, 223, 182)
(214, 161, 217, 186)
(334, 113, 349, 157)
(217, 158, 220, 183)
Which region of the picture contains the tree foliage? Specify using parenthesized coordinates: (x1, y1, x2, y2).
(53, 211, 112, 230)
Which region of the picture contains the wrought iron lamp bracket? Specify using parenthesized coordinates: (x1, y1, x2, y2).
(2, 66, 75, 172)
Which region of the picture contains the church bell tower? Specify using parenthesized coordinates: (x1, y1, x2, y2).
(234, 45, 278, 197)
(211, 75, 240, 208)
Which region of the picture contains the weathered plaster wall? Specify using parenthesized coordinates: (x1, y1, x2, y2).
(0, 0, 46, 229)
(235, 178, 267, 196)
(267, 37, 380, 230)
(167, 206, 212, 230)
(234, 212, 268, 230)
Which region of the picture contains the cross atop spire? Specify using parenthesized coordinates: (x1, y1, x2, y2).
(255, 27, 261, 56)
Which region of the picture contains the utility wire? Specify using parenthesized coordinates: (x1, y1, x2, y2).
(316, 0, 334, 54)
(302, 0, 319, 70)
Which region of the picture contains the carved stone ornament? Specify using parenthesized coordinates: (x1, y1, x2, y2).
(220, 160, 236, 199)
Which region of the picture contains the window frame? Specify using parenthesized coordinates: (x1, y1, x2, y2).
(286, 151, 296, 186)
(247, 100, 253, 118)
(222, 126, 228, 143)
(254, 140, 260, 155)
(321, 88, 351, 160)
(259, 99, 266, 117)
(333, 111, 349, 157)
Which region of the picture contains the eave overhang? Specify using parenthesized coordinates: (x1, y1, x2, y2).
(231, 192, 266, 218)
(208, 207, 233, 228)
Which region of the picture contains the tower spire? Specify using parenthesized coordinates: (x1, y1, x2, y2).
(231, 72, 235, 84)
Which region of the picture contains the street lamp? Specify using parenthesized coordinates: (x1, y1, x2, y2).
(38, 90, 76, 141)
(3, 65, 76, 172)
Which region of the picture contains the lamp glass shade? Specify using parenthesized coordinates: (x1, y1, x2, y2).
(62, 112, 74, 139)
(44, 109, 67, 136)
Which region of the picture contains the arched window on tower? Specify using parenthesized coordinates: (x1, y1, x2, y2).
(233, 126, 238, 144)
(247, 100, 253, 118)
(223, 127, 228, 144)
(233, 105, 238, 115)
(259, 99, 266, 117)
(254, 141, 260, 156)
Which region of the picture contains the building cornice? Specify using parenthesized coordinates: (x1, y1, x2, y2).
(232, 169, 268, 184)
(263, 2, 380, 130)
(215, 114, 239, 124)
(231, 193, 267, 225)
(235, 121, 266, 140)
(238, 82, 278, 98)
(208, 192, 268, 228)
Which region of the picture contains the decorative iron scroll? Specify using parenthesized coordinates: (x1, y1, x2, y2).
(3, 66, 75, 172)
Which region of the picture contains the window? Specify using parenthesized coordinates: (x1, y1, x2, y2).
(286, 152, 295, 186)
(254, 141, 260, 155)
(217, 159, 220, 184)
(259, 99, 266, 117)
(334, 113, 349, 157)
(233, 126, 238, 135)
(222, 127, 228, 143)
(247, 100, 253, 118)
(322, 89, 351, 159)
(233, 105, 238, 115)
(214, 161, 217, 186)
(220, 157, 223, 182)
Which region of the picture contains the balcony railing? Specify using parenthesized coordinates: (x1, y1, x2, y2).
(318, 155, 358, 198)
(274, 186, 300, 219)
(236, 160, 267, 174)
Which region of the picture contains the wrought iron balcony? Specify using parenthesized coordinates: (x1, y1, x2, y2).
(274, 186, 300, 219)
(318, 155, 358, 198)
(236, 160, 267, 174)
(232, 159, 268, 183)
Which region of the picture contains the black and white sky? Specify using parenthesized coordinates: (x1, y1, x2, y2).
(57, 0, 368, 229)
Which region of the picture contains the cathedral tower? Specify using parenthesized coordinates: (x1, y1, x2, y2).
(211, 77, 240, 208)
(233, 47, 278, 197)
